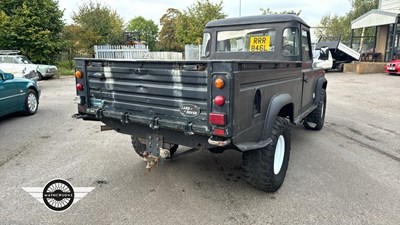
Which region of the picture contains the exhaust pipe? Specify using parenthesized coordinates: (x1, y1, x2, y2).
(100, 125, 113, 132)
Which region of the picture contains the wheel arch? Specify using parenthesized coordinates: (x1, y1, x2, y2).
(27, 85, 40, 103)
(262, 93, 293, 140)
(315, 77, 327, 103)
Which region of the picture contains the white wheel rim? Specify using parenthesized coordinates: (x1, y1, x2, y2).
(274, 135, 285, 175)
(27, 93, 37, 112)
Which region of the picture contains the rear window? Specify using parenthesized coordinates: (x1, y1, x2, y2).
(282, 28, 300, 57)
(217, 28, 276, 53)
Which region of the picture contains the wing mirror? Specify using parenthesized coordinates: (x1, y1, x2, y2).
(3, 73, 14, 80)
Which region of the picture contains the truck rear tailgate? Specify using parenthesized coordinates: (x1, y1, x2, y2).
(77, 59, 210, 135)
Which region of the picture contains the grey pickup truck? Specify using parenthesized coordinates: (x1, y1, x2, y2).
(74, 14, 327, 192)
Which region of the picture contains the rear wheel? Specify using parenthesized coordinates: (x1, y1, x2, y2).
(131, 136, 178, 158)
(242, 117, 291, 192)
(23, 89, 38, 115)
(303, 89, 326, 130)
(338, 63, 344, 72)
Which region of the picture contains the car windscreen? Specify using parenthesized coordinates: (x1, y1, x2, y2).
(16, 56, 32, 64)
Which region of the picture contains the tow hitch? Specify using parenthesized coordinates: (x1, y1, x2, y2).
(143, 148, 171, 171)
(143, 133, 171, 171)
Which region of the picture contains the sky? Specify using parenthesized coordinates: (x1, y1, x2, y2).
(58, 0, 352, 28)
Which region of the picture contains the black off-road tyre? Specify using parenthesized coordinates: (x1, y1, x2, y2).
(242, 117, 291, 192)
(338, 63, 344, 72)
(131, 136, 178, 158)
(23, 89, 39, 116)
(303, 89, 326, 130)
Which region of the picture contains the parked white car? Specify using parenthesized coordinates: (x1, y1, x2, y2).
(0, 51, 57, 80)
(0, 60, 38, 80)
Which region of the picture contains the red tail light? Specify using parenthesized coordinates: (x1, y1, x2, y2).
(76, 83, 84, 91)
(213, 128, 225, 136)
(209, 113, 225, 126)
(214, 95, 225, 106)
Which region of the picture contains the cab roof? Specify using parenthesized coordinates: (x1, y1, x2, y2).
(205, 14, 308, 28)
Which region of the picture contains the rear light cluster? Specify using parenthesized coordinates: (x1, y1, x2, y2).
(209, 75, 228, 137)
(76, 70, 84, 92)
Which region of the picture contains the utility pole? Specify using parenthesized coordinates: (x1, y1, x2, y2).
(239, 0, 241, 17)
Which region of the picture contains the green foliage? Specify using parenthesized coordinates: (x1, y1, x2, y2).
(0, 0, 26, 16)
(0, 11, 10, 31)
(348, 0, 379, 19)
(126, 16, 158, 51)
(314, 14, 351, 40)
(71, 1, 125, 55)
(56, 60, 75, 76)
(176, 0, 227, 46)
(59, 24, 82, 66)
(157, 8, 182, 51)
(315, 0, 379, 42)
(260, 8, 301, 16)
(0, 0, 64, 64)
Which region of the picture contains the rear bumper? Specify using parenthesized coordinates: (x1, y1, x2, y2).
(42, 72, 56, 77)
(101, 117, 214, 149)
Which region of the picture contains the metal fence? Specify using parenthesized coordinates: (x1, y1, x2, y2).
(146, 52, 183, 60)
(185, 44, 201, 60)
(94, 45, 183, 60)
(94, 45, 149, 59)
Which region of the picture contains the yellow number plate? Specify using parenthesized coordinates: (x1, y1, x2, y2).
(250, 36, 270, 52)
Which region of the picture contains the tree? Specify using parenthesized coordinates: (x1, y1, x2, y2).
(0, 0, 26, 16)
(260, 8, 301, 16)
(348, 0, 379, 19)
(315, 0, 379, 42)
(157, 8, 182, 51)
(176, 0, 227, 46)
(126, 16, 158, 51)
(0, 0, 64, 64)
(314, 14, 350, 40)
(59, 24, 81, 67)
(71, 1, 125, 56)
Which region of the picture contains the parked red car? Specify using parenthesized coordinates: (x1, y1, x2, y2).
(384, 59, 400, 75)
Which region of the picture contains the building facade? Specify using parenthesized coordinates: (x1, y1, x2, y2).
(351, 0, 400, 62)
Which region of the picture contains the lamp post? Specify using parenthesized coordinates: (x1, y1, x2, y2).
(239, 0, 241, 17)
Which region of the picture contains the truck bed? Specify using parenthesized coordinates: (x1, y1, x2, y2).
(316, 40, 360, 61)
(76, 59, 210, 135)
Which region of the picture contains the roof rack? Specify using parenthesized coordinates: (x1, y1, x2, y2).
(0, 50, 21, 55)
